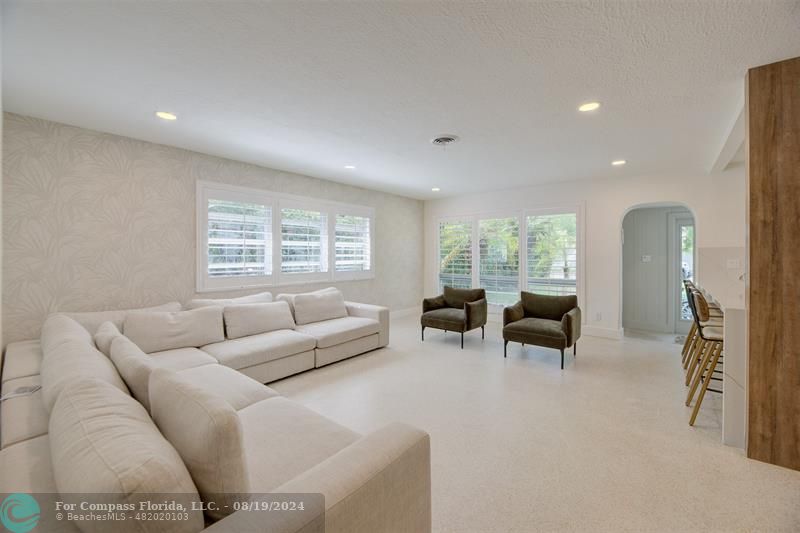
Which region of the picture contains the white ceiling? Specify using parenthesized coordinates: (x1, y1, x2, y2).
(3, 1, 799, 199)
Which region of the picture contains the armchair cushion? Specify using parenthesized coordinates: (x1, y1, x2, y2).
(443, 287, 486, 309)
(521, 292, 578, 321)
(562, 307, 582, 346)
(465, 298, 488, 330)
(420, 308, 466, 332)
(503, 301, 524, 326)
(422, 295, 446, 313)
(503, 317, 567, 350)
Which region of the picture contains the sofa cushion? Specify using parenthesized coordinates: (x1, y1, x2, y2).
(292, 288, 348, 325)
(185, 291, 273, 310)
(315, 334, 381, 368)
(239, 396, 360, 492)
(277, 287, 338, 319)
(94, 321, 122, 356)
(40, 314, 129, 413)
(149, 369, 248, 520)
(223, 301, 296, 339)
(1, 339, 42, 384)
(0, 435, 60, 495)
(124, 306, 225, 354)
(63, 301, 182, 334)
(202, 329, 316, 370)
(110, 337, 215, 411)
(296, 316, 380, 348)
(420, 308, 466, 331)
(0, 375, 48, 448)
(49, 379, 204, 533)
(175, 364, 279, 410)
(443, 286, 485, 309)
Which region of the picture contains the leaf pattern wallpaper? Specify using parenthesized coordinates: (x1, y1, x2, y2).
(2, 113, 424, 345)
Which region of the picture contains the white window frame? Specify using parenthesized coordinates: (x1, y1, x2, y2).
(197, 182, 275, 292)
(197, 181, 375, 292)
(436, 217, 475, 292)
(435, 203, 584, 315)
(333, 206, 376, 281)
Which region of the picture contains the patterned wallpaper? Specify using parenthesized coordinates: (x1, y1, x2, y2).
(2, 113, 424, 345)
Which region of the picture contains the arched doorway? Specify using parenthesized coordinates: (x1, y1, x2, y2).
(621, 203, 696, 336)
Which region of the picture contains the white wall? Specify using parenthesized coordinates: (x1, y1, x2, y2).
(2, 113, 424, 345)
(424, 169, 746, 337)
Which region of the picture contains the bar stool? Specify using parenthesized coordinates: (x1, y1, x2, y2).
(684, 289, 724, 426)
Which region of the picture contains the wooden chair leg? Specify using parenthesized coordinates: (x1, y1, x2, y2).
(690, 343, 723, 426)
(685, 339, 707, 385)
(681, 322, 697, 357)
(681, 331, 698, 366)
(686, 341, 716, 405)
(683, 332, 701, 369)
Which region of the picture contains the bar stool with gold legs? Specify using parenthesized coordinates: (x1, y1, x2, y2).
(685, 289, 724, 426)
(682, 283, 723, 378)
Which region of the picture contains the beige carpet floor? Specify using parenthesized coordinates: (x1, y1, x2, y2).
(272, 314, 800, 532)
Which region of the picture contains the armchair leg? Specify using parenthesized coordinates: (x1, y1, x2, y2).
(481, 326, 485, 340)
(421, 326, 425, 342)
(504, 340, 508, 358)
(573, 342, 577, 356)
(461, 332, 464, 349)
(560, 349, 565, 370)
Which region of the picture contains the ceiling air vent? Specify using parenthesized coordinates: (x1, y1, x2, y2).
(431, 135, 459, 146)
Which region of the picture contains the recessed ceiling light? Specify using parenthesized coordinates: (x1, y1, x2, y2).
(344, 165, 356, 170)
(612, 160, 627, 166)
(431, 187, 441, 192)
(578, 102, 601, 112)
(155, 111, 177, 121)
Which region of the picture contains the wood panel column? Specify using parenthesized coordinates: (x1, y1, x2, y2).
(746, 56, 800, 471)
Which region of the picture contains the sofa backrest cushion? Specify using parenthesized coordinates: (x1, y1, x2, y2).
(185, 291, 273, 310)
(40, 314, 129, 413)
(63, 302, 182, 334)
(94, 321, 122, 356)
(149, 368, 248, 520)
(223, 301, 296, 339)
(124, 306, 225, 354)
(443, 287, 486, 309)
(520, 292, 578, 321)
(109, 335, 156, 411)
(276, 287, 336, 318)
(49, 379, 204, 533)
(291, 288, 348, 325)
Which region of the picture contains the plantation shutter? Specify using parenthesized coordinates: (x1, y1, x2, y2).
(335, 215, 371, 272)
(207, 199, 271, 278)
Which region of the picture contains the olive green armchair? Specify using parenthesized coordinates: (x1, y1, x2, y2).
(421, 287, 487, 349)
(503, 292, 581, 369)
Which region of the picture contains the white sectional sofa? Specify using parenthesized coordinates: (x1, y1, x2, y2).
(0, 288, 430, 533)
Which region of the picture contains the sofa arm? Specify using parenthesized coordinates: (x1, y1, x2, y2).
(503, 301, 524, 327)
(421, 295, 446, 313)
(345, 301, 389, 347)
(271, 422, 431, 533)
(561, 307, 582, 346)
(465, 298, 487, 330)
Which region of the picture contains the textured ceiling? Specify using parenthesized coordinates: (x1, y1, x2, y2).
(3, 1, 799, 199)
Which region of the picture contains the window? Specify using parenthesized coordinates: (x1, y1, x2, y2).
(526, 213, 577, 296)
(438, 220, 473, 291)
(435, 207, 581, 310)
(281, 208, 328, 274)
(197, 181, 374, 291)
(479, 217, 519, 305)
(335, 214, 371, 274)
(208, 199, 272, 278)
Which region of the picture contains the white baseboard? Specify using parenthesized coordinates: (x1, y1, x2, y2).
(582, 325, 624, 340)
(390, 307, 419, 318)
